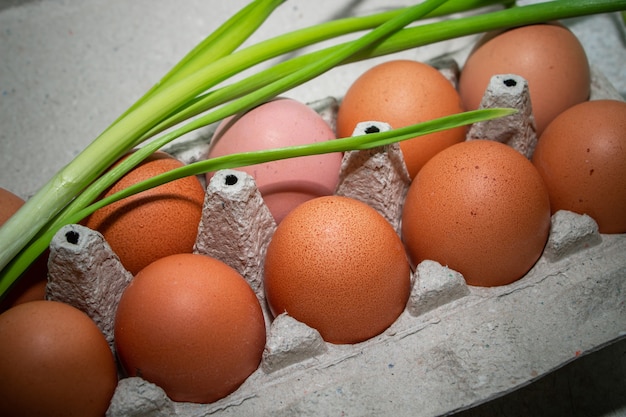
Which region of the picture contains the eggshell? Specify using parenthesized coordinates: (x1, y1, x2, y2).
(264, 195, 411, 344)
(402, 140, 551, 287)
(83, 151, 205, 275)
(0, 300, 118, 417)
(114, 253, 266, 404)
(207, 98, 342, 223)
(459, 23, 590, 135)
(532, 99, 626, 234)
(0, 187, 24, 219)
(0, 188, 47, 311)
(336, 60, 467, 179)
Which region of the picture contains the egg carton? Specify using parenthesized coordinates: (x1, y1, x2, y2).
(42, 60, 626, 417)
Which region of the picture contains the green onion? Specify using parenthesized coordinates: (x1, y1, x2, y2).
(0, 0, 289, 278)
(78, 109, 517, 224)
(0, 0, 624, 299)
(111, 0, 288, 125)
(166, 0, 626, 133)
(0, 0, 488, 276)
(0, 0, 450, 297)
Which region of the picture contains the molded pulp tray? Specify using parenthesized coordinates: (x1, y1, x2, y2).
(0, 1, 625, 416)
(48, 67, 625, 416)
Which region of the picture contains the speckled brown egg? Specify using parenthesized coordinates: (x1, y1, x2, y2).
(532, 99, 626, 233)
(114, 253, 266, 404)
(0, 300, 118, 417)
(336, 60, 467, 179)
(264, 195, 411, 344)
(459, 23, 590, 135)
(83, 151, 205, 275)
(0, 187, 24, 221)
(402, 140, 551, 287)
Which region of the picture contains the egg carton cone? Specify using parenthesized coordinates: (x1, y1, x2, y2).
(42, 61, 626, 417)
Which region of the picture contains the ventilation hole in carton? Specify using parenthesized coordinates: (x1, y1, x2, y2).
(503, 78, 517, 87)
(225, 174, 239, 186)
(65, 230, 80, 244)
(365, 125, 380, 134)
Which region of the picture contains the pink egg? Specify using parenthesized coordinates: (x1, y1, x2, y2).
(207, 98, 342, 223)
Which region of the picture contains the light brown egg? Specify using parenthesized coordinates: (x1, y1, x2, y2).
(0, 188, 47, 312)
(264, 195, 411, 344)
(114, 253, 266, 404)
(0, 300, 118, 417)
(336, 59, 467, 179)
(84, 151, 205, 275)
(459, 23, 590, 135)
(532, 99, 626, 233)
(402, 140, 551, 287)
(207, 98, 342, 224)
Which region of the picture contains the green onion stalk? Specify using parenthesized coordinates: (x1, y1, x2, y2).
(0, 0, 624, 299)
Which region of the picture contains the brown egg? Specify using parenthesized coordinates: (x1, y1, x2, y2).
(336, 60, 467, 179)
(459, 23, 590, 135)
(0, 187, 24, 220)
(264, 195, 411, 344)
(532, 100, 626, 233)
(207, 98, 342, 224)
(0, 188, 47, 312)
(114, 253, 266, 404)
(84, 151, 205, 275)
(0, 300, 118, 417)
(402, 140, 551, 287)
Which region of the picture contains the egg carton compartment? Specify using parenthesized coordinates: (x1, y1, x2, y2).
(42, 60, 626, 417)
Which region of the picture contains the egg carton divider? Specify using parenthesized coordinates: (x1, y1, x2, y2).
(41, 60, 626, 417)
